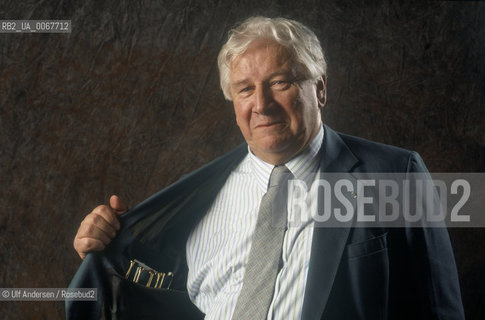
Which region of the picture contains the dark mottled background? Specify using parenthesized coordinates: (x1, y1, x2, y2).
(0, 0, 483, 319)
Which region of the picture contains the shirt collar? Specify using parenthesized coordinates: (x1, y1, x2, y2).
(249, 125, 324, 192)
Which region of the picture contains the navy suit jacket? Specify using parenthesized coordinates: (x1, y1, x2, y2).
(66, 125, 464, 319)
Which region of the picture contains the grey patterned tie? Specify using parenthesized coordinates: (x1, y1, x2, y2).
(232, 165, 292, 319)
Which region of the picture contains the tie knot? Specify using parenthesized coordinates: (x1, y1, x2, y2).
(269, 165, 291, 188)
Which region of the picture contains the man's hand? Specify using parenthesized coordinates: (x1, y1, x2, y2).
(73, 195, 128, 259)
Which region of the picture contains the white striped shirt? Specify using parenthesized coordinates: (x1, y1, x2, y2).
(186, 126, 324, 319)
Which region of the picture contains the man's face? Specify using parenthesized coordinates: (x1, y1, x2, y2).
(229, 39, 326, 165)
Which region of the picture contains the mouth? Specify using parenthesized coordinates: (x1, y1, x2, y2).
(255, 121, 285, 129)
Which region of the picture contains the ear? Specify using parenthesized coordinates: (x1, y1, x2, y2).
(316, 75, 327, 108)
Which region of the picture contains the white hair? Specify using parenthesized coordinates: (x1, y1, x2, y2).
(217, 16, 327, 100)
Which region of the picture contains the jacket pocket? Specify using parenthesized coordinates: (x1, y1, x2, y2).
(344, 232, 389, 319)
(106, 268, 204, 320)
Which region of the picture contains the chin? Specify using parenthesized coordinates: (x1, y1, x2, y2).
(258, 139, 293, 155)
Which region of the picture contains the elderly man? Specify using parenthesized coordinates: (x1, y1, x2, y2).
(68, 17, 464, 319)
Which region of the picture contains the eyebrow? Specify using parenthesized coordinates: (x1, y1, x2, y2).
(230, 71, 294, 88)
(231, 79, 251, 88)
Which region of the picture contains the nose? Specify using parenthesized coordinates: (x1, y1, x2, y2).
(253, 84, 273, 115)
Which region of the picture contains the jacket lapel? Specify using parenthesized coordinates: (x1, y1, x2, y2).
(124, 143, 248, 242)
(301, 125, 359, 320)
(106, 144, 249, 280)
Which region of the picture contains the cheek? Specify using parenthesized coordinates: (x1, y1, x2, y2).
(294, 90, 319, 124)
(287, 98, 307, 127)
(233, 102, 251, 128)
(235, 114, 253, 141)
(281, 89, 304, 115)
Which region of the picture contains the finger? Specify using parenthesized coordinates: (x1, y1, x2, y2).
(92, 204, 120, 230)
(109, 195, 129, 215)
(81, 213, 118, 239)
(74, 237, 106, 259)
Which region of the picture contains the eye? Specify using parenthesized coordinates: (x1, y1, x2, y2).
(271, 80, 292, 90)
(238, 86, 255, 95)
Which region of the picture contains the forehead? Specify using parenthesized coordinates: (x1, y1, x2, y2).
(230, 40, 295, 80)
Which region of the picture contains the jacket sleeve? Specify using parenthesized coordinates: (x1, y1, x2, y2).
(397, 152, 465, 319)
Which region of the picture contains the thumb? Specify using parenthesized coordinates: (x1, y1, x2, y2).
(109, 195, 129, 215)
